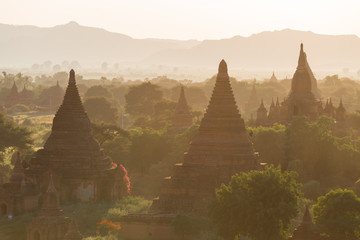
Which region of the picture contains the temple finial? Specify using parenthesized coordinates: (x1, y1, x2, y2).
(69, 69, 75, 83)
(301, 43, 304, 52)
(218, 59, 228, 74)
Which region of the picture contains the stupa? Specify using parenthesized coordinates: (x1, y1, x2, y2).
(172, 86, 193, 128)
(26, 175, 70, 240)
(26, 70, 128, 203)
(0, 152, 39, 217)
(151, 60, 258, 212)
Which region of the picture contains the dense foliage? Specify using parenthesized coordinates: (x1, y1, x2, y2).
(210, 166, 302, 240)
(251, 116, 360, 198)
(313, 189, 360, 239)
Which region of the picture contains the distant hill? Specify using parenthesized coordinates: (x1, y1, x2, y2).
(0, 22, 359, 70)
(145, 29, 360, 70)
(0, 21, 199, 67)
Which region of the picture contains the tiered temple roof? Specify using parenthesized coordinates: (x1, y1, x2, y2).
(280, 43, 321, 121)
(172, 86, 193, 128)
(151, 60, 257, 213)
(27, 70, 123, 203)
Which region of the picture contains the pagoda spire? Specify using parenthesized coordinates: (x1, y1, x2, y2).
(39, 174, 63, 216)
(297, 43, 306, 70)
(290, 205, 319, 239)
(151, 59, 257, 212)
(184, 59, 253, 164)
(64, 213, 83, 240)
(172, 85, 193, 128)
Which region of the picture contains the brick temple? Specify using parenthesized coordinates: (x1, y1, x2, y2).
(25, 69, 128, 204)
(152, 59, 258, 212)
(120, 60, 258, 240)
(256, 43, 345, 125)
(171, 86, 193, 128)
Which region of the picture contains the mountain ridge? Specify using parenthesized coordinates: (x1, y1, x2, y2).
(0, 22, 359, 70)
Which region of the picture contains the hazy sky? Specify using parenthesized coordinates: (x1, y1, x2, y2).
(1, 0, 360, 40)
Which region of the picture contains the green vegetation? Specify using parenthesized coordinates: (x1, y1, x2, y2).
(0, 196, 151, 240)
(250, 116, 360, 198)
(313, 189, 360, 239)
(210, 166, 302, 240)
(84, 97, 119, 124)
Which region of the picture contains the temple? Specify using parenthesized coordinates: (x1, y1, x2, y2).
(25, 69, 128, 203)
(0, 152, 39, 217)
(5, 82, 19, 107)
(63, 213, 83, 240)
(152, 59, 258, 212)
(255, 43, 345, 125)
(120, 60, 258, 240)
(171, 86, 193, 128)
(26, 175, 83, 240)
(289, 206, 319, 240)
(269, 72, 278, 82)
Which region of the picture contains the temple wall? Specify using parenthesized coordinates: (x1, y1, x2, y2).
(120, 221, 185, 240)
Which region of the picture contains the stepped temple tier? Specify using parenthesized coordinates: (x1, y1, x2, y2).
(120, 60, 259, 240)
(26, 70, 128, 203)
(255, 43, 346, 125)
(171, 85, 193, 128)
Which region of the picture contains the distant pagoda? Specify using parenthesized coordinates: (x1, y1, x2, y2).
(290, 206, 319, 240)
(26, 70, 127, 203)
(151, 60, 258, 212)
(269, 72, 278, 82)
(256, 43, 331, 125)
(172, 86, 193, 128)
(5, 82, 19, 107)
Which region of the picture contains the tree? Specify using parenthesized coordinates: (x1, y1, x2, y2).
(84, 85, 112, 99)
(0, 113, 33, 152)
(127, 128, 171, 175)
(313, 189, 360, 240)
(83, 97, 118, 124)
(125, 82, 163, 117)
(251, 124, 286, 166)
(210, 166, 302, 240)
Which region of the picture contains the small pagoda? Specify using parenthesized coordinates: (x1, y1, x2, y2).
(151, 60, 258, 213)
(26, 175, 70, 240)
(0, 152, 39, 217)
(26, 70, 127, 204)
(290, 206, 320, 240)
(5, 82, 19, 107)
(172, 86, 193, 128)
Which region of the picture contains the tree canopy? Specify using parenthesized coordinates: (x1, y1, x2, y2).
(83, 96, 119, 124)
(210, 165, 302, 240)
(0, 113, 33, 152)
(313, 188, 360, 240)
